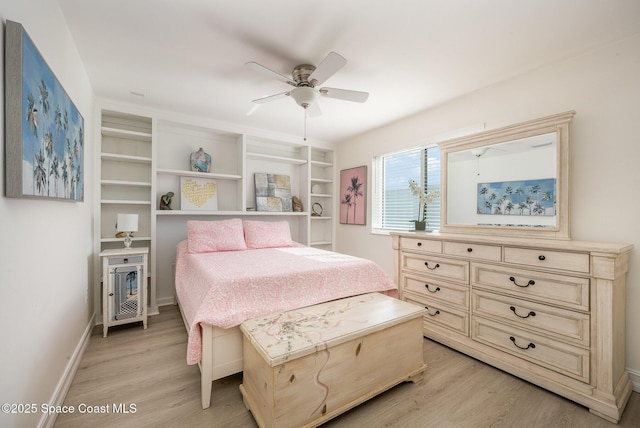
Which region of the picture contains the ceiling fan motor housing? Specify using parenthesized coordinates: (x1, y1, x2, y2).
(292, 64, 317, 87)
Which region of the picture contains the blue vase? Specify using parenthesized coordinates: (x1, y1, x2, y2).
(190, 147, 211, 173)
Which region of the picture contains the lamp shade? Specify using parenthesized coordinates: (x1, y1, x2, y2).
(116, 214, 138, 232)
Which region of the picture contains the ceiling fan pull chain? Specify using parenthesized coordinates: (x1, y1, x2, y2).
(304, 108, 308, 141)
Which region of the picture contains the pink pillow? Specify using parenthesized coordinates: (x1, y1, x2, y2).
(187, 219, 247, 253)
(243, 220, 294, 249)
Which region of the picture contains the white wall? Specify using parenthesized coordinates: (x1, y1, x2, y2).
(0, 1, 94, 427)
(336, 34, 640, 379)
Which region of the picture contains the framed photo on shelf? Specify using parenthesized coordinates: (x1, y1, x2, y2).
(5, 20, 85, 201)
(180, 177, 218, 210)
(340, 165, 366, 225)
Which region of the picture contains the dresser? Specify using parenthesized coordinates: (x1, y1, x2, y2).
(391, 231, 632, 423)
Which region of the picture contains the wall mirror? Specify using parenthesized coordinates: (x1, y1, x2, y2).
(439, 111, 575, 239)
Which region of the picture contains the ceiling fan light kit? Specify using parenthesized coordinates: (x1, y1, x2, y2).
(290, 86, 319, 108)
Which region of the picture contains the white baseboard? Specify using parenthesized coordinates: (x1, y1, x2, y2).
(629, 368, 640, 393)
(39, 313, 96, 428)
(157, 296, 176, 307)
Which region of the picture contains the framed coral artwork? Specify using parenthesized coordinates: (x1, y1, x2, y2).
(340, 166, 366, 225)
(5, 20, 84, 201)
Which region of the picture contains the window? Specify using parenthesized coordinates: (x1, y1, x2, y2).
(372, 145, 441, 232)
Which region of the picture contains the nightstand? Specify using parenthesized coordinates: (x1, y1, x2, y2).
(100, 247, 148, 337)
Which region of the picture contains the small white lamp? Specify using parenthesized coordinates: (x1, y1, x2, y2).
(116, 213, 138, 249)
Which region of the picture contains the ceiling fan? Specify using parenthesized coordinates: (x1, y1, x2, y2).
(246, 52, 369, 118)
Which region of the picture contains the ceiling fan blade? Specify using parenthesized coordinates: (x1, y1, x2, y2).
(306, 102, 322, 117)
(246, 104, 260, 116)
(319, 87, 369, 103)
(252, 91, 291, 104)
(245, 61, 296, 86)
(308, 52, 346, 86)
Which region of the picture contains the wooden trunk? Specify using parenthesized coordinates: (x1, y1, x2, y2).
(239, 293, 426, 428)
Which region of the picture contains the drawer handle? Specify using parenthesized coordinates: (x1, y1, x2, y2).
(538, 255, 546, 261)
(467, 247, 473, 252)
(417, 242, 422, 247)
(509, 306, 536, 319)
(510, 336, 536, 350)
(509, 276, 535, 287)
(424, 262, 440, 270)
(424, 284, 441, 293)
(424, 306, 440, 316)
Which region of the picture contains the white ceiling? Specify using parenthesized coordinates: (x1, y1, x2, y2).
(57, 0, 640, 143)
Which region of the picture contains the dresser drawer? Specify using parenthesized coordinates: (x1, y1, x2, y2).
(402, 274, 469, 309)
(404, 292, 469, 336)
(444, 241, 501, 262)
(400, 237, 442, 254)
(402, 254, 469, 284)
(471, 317, 590, 383)
(503, 246, 589, 273)
(472, 263, 589, 311)
(472, 290, 589, 346)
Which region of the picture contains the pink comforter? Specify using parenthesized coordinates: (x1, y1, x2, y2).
(175, 241, 397, 364)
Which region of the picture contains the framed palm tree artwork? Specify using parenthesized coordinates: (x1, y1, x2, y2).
(477, 178, 556, 216)
(5, 20, 85, 201)
(340, 165, 366, 225)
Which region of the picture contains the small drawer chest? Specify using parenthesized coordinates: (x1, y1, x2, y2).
(100, 247, 148, 337)
(392, 231, 632, 423)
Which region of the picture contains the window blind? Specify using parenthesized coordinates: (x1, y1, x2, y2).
(373, 146, 440, 231)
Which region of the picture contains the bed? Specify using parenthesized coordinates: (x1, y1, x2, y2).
(174, 219, 397, 409)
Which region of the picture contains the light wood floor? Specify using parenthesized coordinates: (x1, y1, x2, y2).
(55, 305, 639, 428)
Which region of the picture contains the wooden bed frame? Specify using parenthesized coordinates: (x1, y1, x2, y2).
(178, 299, 243, 409)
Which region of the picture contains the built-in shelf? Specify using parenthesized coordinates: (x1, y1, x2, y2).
(101, 179, 152, 187)
(101, 200, 152, 205)
(101, 126, 152, 141)
(311, 160, 332, 168)
(156, 210, 308, 216)
(309, 147, 334, 249)
(101, 153, 152, 164)
(246, 152, 308, 165)
(97, 109, 156, 319)
(156, 168, 242, 181)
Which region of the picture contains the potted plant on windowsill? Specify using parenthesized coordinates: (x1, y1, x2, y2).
(409, 180, 439, 231)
